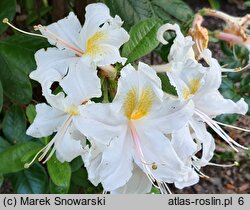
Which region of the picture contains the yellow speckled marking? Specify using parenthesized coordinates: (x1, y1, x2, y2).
(182, 78, 201, 100)
(85, 31, 106, 55)
(189, 78, 201, 94)
(123, 86, 154, 120)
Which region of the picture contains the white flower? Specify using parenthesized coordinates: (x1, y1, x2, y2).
(25, 68, 96, 164)
(75, 62, 194, 192)
(30, 3, 129, 101)
(156, 23, 248, 182)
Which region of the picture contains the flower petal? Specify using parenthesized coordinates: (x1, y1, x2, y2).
(199, 49, 222, 91)
(112, 62, 163, 113)
(157, 23, 195, 61)
(174, 169, 199, 189)
(55, 124, 86, 162)
(189, 118, 215, 167)
(83, 44, 127, 66)
(60, 58, 102, 104)
(80, 3, 112, 49)
(167, 59, 205, 101)
(75, 103, 126, 146)
(98, 17, 129, 48)
(98, 129, 133, 191)
(31, 48, 77, 80)
(171, 125, 198, 163)
(38, 12, 82, 50)
(144, 96, 194, 134)
(26, 103, 68, 138)
(82, 143, 103, 186)
(133, 127, 189, 183)
(111, 165, 152, 194)
(83, 128, 133, 191)
(33, 68, 67, 111)
(195, 90, 248, 116)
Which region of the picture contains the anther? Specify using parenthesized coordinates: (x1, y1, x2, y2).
(152, 162, 158, 170)
(2, 18, 9, 24)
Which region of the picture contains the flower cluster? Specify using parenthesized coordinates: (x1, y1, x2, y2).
(6, 3, 248, 193)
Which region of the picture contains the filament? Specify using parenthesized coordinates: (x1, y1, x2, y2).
(221, 63, 250, 73)
(208, 161, 239, 168)
(192, 163, 210, 179)
(24, 116, 72, 168)
(195, 109, 248, 151)
(2, 18, 46, 38)
(34, 24, 84, 56)
(128, 121, 171, 194)
(213, 120, 250, 132)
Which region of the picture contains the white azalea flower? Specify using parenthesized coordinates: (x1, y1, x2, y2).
(156, 23, 248, 181)
(30, 3, 129, 99)
(25, 67, 97, 164)
(75, 62, 195, 193)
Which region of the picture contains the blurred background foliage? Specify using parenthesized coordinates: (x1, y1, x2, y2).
(0, 0, 249, 194)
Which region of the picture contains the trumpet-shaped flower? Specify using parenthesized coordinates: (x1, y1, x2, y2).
(157, 23, 248, 178)
(75, 62, 195, 192)
(30, 3, 129, 100)
(25, 66, 98, 164)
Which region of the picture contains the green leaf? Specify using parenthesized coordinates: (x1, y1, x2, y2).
(243, 96, 250, 115)
(71, 168, 89, 188)
(0, 34, 48, 103)
(104, 0, 154, 30)
(47, 154, 71, 193)
(12, 164, 48, 193)
(150, 186, 160, 194)
(122, 18, 162, 63)
(70, 156, 83, 172)
(244, 1, 250, 7)
(0, 0, 16, 34)
(157, 73, 177, 95)
(240, 74, 250, 94)
(160, 38, 174, 62)
(0, 80, 2, 112)
(0, 34, 48, 74)
(219, 78, 241, 101)
(216, 114, 239, 125)
(2, 105, 30, 143)
(104, 0, 193, 30)
(0, 174, 3, 188)
(208, 0, 220, 9)
(21, 146, 43, 164)
(0, 136, 11, 152)
(0, 142, 43, 174)
(26, 104, 36, 124)
(151, 0, 193, 22)
(49, 179, 68, 194)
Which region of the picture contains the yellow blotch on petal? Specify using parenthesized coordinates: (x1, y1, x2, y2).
(65, 105, 80, 116)
(123, 88, 137, 119)
(182, 88, 191, 100)
(85, 31, 106, 56)
(189, 78, 201, 94)
(182, 79, 201, 100)
(123, 86, 154, 120)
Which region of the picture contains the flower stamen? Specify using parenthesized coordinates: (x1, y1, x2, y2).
(195, 109, 248, 151)
(34, 24, 84, 56)
(2, 18, 45, 38)
(24, 116, 72, 168)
